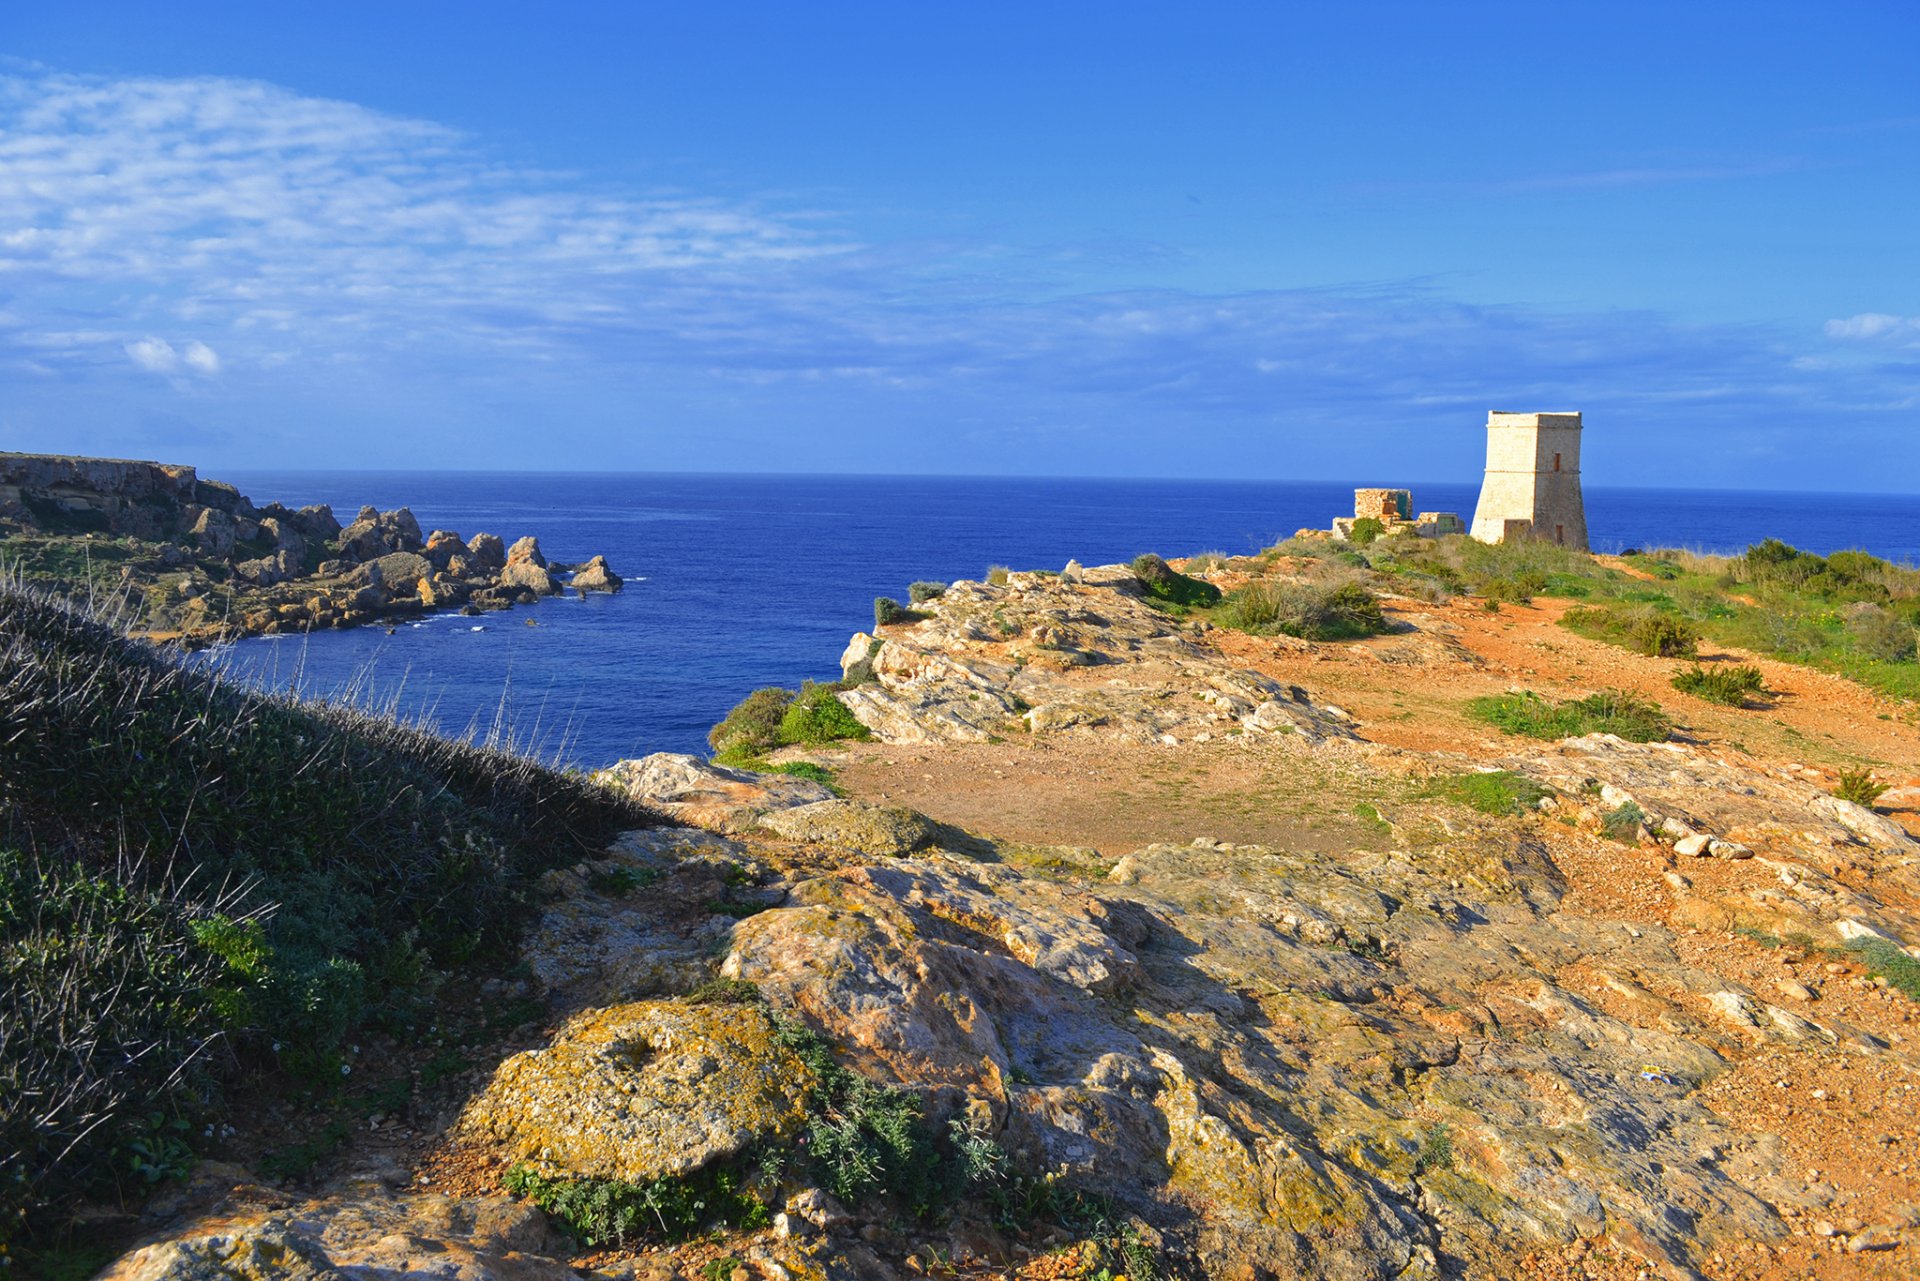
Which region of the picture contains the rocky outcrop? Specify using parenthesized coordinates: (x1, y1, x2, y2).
(458, 1001, 815, 1184)
(569, 554, 622, 593)
(829, 568, 1359, 746)
(595, 753, 836, 833)
(0, 453, 621, 643)
(99, 1187, 576, 1281)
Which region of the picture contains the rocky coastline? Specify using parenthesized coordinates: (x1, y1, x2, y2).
(73, 545, 1920, 1281)
(0, 451, 621, 644)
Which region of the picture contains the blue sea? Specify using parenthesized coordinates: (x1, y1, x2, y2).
(208, 474, 1920, 766)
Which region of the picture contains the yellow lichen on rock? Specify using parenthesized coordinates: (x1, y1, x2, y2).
(456, 1000, 815, 1184)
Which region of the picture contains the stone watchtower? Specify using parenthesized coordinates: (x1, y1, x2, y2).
(1469, 411, 1588, 550)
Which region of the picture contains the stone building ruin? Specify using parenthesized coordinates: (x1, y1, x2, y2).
(1327, 488, 1464, 541)
(1468, 411, 1589, 550)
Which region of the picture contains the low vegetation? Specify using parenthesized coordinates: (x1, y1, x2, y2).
(1670, 663, 1768, 706)
(0, 578, 655, 1250)
(709, 681, 872, 767)
(1425, 770, 1551, 816)
(1833, 768, 1890, 809)
(1215, 579, 1389, 641)
(1466, 689, 1671, 742)
(1130, 553, 1221, 609)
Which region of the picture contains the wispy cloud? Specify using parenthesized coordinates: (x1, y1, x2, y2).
(0, 67, 847, 373)
(1826, 313, 1920, 345)
(0, 65, 1912, 485)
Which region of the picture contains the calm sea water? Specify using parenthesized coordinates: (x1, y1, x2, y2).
(208, 474, 1920, 765)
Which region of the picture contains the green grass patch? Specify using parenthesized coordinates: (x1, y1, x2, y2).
(1848, 938, 1920, 1001)
(1466, 690, 1671, 742)
(1425, 770, 1551, 816)
(1599, 801, 1648, 844)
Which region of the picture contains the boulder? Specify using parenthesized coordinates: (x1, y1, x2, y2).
(424, 528, 466, 568)
(335, 517, 388, 562)
(499, 538, 558, 594)
(594, 753, 836, 833)
(378, 507, 424, 551)
(99, 1189, 572, 1281)
(292, 503, 342, 542)
(466, 532, 507, 571)
(457, 1001, 815, 1184)
(361, 551, 433, 597)
(757, 798, 945, 858)
(187, 507, 235, 558)
(570, 553, 622, 592)
(505, 535, 547, 568)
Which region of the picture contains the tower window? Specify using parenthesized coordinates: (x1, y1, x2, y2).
(1555, 525, 1565, 544)
(1553, 452, 1562, 472)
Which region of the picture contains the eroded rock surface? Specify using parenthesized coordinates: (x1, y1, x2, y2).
(831, 569, 1360, 747)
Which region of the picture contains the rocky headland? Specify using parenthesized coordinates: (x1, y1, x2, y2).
(0, 451, 621, 643)
(29, 540, 1920, 1281)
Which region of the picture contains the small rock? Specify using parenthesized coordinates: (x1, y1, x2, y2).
(1674, 833, 1712, 858)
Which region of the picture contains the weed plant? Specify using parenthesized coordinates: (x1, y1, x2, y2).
(1670, 664, 1766, 706)
(1833, 768, 1890, 809)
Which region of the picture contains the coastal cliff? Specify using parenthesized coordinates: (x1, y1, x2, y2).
(14, 535, 1920, 1280)
(0, 451, 621, 643)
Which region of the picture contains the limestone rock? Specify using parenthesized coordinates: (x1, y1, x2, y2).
(99, 1190, 571, 1281)
(424, 529, 467, 568)
(499, 537, 558, 595)
(570, 554, 622, 592)
(457, 1001, 815, 1184)
(594, 753, 835, 834)
(466, 532, 507, 571)
(757, 798, 946, 857)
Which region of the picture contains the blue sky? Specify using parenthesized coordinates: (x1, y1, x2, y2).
(1, 1, 1916, 487)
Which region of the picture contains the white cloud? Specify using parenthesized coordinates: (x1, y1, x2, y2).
(0, 67, 848, 372)
(125, 336, 177, 372)
(182, 340, 220, 374)
(1825, 313, 1920, 343)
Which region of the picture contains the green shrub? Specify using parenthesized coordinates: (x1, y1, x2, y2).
(1467, 690, 1671, 742)
(842, 637, 883, 686)
(1130, 553, 1222, 608)
(1833, 768, 1890, 809)
(1670, 664, 1767, 706)
(1425, 771, 1551, 816)
(1562, 604, 1699, 658)
(1216, 579, 1388, 641)
(1414, 1124, 1454, 1174)
(907, 581, 949, 604)
(1347, 517, 1384, 546)
(986, 565, 1011, 586)
(777, 683, 872, 746)
(1847, 606, 1917, 663)
(503, 1163, 767, 1247)
(1628, 612, 1700, 658)
(772, 1016, 943, 1215)
(1600, 801, 1648, 844)
(708, 686, 796, 758)
(873, 596, 923, 628)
